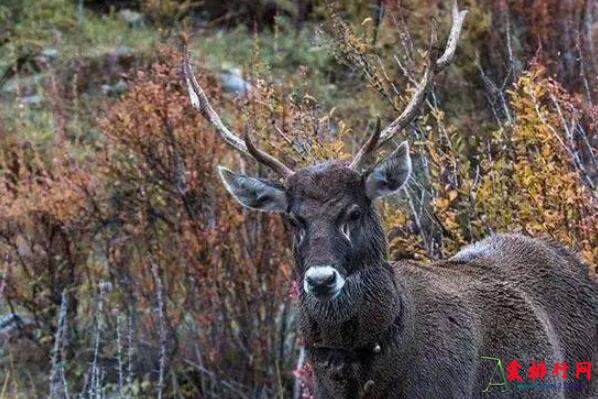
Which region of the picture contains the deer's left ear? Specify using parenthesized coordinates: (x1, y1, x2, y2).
(364, 141, 412, 200)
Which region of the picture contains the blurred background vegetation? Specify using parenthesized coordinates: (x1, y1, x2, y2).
(0, 0, 596, 398)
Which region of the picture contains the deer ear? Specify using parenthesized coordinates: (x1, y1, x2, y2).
(364, 141, 412, 200)
(218, 166, 288, 212)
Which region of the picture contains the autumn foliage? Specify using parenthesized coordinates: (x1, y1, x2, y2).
(1, 49, 296, 397)
(418, 66, 598, 268)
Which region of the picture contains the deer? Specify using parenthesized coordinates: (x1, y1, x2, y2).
(182, 2, 597, 398)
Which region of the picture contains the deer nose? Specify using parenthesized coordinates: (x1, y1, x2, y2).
(304, 266, 345, 300)
(306, 269, 336, 287)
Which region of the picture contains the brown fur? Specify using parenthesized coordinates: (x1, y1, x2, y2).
(220, 159, 597, 399)
(301, 234, 597, 398)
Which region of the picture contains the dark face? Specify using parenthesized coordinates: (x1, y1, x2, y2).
(284, 162, 386, 300)
(218, 141, 411, 303)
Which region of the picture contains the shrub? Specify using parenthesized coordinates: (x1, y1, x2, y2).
(383, 65, 598, 272)
(1, 48, 297, 397)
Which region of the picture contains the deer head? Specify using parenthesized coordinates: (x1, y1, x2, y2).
(183, 1, 467, 303)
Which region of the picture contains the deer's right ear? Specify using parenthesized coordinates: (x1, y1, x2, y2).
(218, 166, 288, 212)
(364, 141, 412, 200)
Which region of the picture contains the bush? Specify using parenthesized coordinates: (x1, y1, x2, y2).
(407, 65, 598, 270)
(1, 48, 296, 398)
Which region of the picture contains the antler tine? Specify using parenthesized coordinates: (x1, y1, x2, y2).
(349, 117, 381, 170)
(183, 46, 247, 154)
(437, 0, 468, 71)
(351, 0, 467, 171)
(244, 129, 294, 178)
(182, 46, 293, 178)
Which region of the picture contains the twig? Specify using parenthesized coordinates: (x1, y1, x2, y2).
(49, 290, 69, 399)
(150, 258, 167, 399)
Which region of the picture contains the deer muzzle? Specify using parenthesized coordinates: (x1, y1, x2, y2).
(304, 265, 346, 300)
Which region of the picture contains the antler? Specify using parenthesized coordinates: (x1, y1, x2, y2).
(350, 0, 468, 171)
(182, 47, 293, 178)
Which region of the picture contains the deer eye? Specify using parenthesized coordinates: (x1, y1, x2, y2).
(348, 209, 361, 221)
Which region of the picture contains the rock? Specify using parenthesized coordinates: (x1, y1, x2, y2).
(220, 69, 251, 95)
(219, 68, 252, 96)
(40, 48, 59, 62)
(19, 95, 44, 107)
(118, 9, 144, 28)
(113, 79, 128, 93)
(113, 46, 134, 59)
(109, 47, 136, 70)
(101, 79, 128, 96)
(100, 84, 112, 95)
(1, 74, 46, 96)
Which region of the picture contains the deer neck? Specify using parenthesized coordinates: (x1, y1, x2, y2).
(298, 262, 411, 351)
